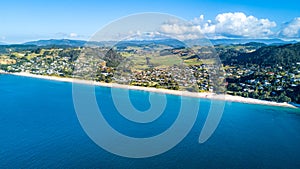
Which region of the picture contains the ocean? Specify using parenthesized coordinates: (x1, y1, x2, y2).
(0, 74, 300, 168)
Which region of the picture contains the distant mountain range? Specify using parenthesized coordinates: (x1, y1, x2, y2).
(1, 38, 298, 47)
(23, 39, 87, 46)
(186, 38, 298, 46)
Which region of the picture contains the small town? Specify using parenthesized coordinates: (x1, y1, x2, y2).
(0, 44, 299, 103)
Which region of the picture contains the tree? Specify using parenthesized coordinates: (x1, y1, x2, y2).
(277, 92, 292, 103)
(104, 49, 123, 67)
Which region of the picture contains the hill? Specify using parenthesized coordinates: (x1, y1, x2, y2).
(220, 43, 300, 66)
(238, 43, 300, 66)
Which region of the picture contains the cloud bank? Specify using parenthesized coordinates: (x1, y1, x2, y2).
(160, 12, 299, 40)
(279, 17, 300, 38)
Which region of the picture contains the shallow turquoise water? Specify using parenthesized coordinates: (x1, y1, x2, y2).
(0, 74, 300, 168)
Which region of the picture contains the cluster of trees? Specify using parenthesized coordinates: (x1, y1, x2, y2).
(103, 49, 123, 67)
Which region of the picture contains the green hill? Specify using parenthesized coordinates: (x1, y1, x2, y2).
(220, 43, 300, 66)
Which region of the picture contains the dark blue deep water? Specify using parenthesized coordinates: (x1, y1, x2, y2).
(1, 74, 300, 168)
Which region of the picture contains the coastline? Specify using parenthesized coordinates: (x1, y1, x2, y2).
(7, 72, 298, 109)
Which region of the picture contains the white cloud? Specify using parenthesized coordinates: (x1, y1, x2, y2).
(69, 33, 78, 38)
(160, 20, 205, 40)
(214, 12, 276, 38)
(280, 17, 300, 38)
(160, 23, 201, 35)
(125, 31, 164, 40)
(159, 12, 277, 39)
(53, 32, 88, 40)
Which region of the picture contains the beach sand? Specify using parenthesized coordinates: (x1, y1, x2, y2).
(9, 72, 298, 108)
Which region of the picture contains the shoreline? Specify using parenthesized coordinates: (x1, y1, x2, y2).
(6, 72, 298, 109)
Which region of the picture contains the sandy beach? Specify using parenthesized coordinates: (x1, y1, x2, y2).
(8, 72, 298, 109)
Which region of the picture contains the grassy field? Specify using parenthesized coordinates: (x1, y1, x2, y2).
(119, 46, 218, 71)
(121, 52, 184, 70)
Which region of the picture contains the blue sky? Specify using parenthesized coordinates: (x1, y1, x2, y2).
(1, 0, 300, 43)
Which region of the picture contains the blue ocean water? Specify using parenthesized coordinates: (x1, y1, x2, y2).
(0, 74, 300, 168)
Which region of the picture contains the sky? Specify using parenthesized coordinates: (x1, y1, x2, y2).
(0, 0, 300, 43)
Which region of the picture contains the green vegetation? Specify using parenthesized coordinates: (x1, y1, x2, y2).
(0, 41, 299, 104)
